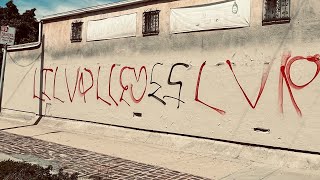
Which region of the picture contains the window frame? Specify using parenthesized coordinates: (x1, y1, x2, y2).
(70, 20, 83, 43)
(142, 10, 160, 36)
(262, 0, 291, 26)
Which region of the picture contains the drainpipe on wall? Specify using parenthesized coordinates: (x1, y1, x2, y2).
(0, 45, 8, 112)
(0, 21, 43, 113)
(38, 35, 45, 117)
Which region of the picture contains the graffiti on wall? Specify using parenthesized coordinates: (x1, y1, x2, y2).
(33, 53, 320, 117)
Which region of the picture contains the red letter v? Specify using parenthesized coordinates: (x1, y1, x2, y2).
(226, 60, 272, 109)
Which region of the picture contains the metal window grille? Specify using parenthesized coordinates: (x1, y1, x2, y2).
(263, 0, 290, 25)
(142, 10, 160, 36)
(71, 21, 83, 42)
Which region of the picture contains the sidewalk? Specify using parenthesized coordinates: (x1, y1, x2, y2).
(0, 130, 207, 179)
(0, 115, 319, 179)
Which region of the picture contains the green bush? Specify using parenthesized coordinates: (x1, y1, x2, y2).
(0, 160, 78, 180)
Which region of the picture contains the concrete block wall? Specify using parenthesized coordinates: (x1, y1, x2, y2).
(3, 0, 320, 152)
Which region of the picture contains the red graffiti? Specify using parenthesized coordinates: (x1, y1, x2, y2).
(130, 66, 147, 103)
(53, 67, 65, 103)
(279, 53, 320, 117)
(42, 68, 53, 101)
(286, 54, 320, 89)
(79, 73, 86, 103)
(78, 68, 94, 103)
(109, 64, 118, 106)
(34, 68, 61, 102)
(31, 53, 320, 117)
(280, 65, 301, 116)
(65, 68, 80, 102)
(119, 66, 148, 105)
(33, 68, 44, 101)
(226, 60, 272, 109)
(96, 66, 111, 105)
(278, 53, 290, 114)
(119, 67, 130, 106)
(195, 61, 226, 115)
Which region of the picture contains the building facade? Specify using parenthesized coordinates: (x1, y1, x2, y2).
(3, 0, 320, 153)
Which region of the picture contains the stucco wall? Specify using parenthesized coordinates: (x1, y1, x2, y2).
(3, 0, 320, 152)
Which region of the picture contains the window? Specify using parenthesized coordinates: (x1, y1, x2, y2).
(263, 0, 290, 25)
(71, 21, 83, 42)
(142, 10, 160, 36)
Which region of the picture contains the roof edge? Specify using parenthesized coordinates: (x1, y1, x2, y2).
(41, 0, 153, 21)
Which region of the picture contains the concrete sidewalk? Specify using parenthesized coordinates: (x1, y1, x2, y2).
(0, 115, 319, 179)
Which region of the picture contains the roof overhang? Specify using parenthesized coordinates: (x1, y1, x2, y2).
(41, 0, 154, 22)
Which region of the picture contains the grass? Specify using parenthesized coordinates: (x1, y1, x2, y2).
(0, 159, 79, 180)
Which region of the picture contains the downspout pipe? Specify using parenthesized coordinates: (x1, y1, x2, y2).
(0, 45, 8, 112)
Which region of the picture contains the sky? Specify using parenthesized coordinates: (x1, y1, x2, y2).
(0, 0, 121, 19)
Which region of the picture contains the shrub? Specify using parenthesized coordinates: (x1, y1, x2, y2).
(0, 160, 78, 180)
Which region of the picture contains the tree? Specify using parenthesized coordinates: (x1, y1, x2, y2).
(0, 0, 39, 63)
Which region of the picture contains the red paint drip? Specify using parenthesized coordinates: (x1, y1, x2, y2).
(278, 53, 291, 114)
(79, 72, 86, 103)
(280, 65, 302, 117)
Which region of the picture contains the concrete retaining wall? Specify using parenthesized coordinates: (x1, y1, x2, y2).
(3, 0, 320, 152)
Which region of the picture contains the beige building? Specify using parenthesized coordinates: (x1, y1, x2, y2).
(3, 0, 320, 153)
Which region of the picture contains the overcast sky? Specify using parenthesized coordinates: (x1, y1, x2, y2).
(0, 0, 121, 19)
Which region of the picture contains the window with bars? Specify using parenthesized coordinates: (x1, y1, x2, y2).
(263, 0, 290, 25)
(71, 21, 83, 42)
(142, 10, 160, 36)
